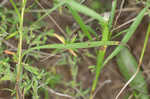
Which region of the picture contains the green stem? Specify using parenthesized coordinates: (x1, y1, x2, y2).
(90, 23, 109, 99)
(16, 0, 27, 99)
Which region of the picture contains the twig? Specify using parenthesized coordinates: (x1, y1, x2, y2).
(35, 0, 67, 38)
(114, 0, 125, 26)
(43, 84, 75, 99)
(112, 17, 136, 32)
(92, 80, 111, 99)
(0, 0, 8, 7)
(128, 94, 133, 99)
(0, 37, 15, 49)
(73, 87, 87, 99)
(112, 12, 149, 32)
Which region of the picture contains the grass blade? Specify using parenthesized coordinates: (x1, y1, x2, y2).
(90, 1, 117, 95)
(90, 23, 109, 99)
(65, 0, 107, 25)
(108, 0, 117, 31)
(69, 7, 93, 40)
(10, 0, 21, 19)
(112, 29, 129, 39)
(23, 41, 120, 56)
(103, 7, 147, 66)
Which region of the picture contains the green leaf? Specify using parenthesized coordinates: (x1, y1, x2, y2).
(65, 0, 107, 25)
(23, 41, 120, 56)
(103, 7, 147, 66)
(24, 64, 39, 75)
(116, 47, 149, 99)
(69, 7, 92, 40)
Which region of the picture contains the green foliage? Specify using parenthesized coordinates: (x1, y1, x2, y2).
(0, 0, 149, 98)
(0, 58, 15, 82)
(116, 47, 149, 99)
(103, 7, 148, 66)
(69, 7, 93, 40)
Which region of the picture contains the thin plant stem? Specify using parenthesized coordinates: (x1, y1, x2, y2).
(16, 0, 27, 99)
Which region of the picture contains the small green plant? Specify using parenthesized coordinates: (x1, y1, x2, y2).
(0, 0, 150, 99)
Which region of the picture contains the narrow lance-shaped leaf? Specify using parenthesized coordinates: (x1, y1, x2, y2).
(90, 23, 109, 99)
(23, 41, 120, 56)
(64, 0, 107, 26)
(69, 7, 92, 40)
(108, 0, 117, 31)
(103, 7, 147, 66)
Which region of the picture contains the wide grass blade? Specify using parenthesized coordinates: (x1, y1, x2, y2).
(116, 47, 149, 99)
(64, 0, 107, 26)
(116, 22, 150, 98)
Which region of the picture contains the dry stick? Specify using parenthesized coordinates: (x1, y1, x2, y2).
(35, 1, 67, 38)
(119, 7, 140, 12)
(92, 80, 111, 99)
(112, 17, 136, 32)
(45, 87, 75, 99)
(114, 0, 125, 26)
(115, 63, 142, 99)
(40, 83, 75, 99)
(0, 37, 15, 49)
(40, 54, 60, 62)
(128, 94, 134, 99)
(115, 23, 150, 99)
(73, 87, 87, 99)
(0, 0, 8, 7)
(112, 12, 149, 32)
